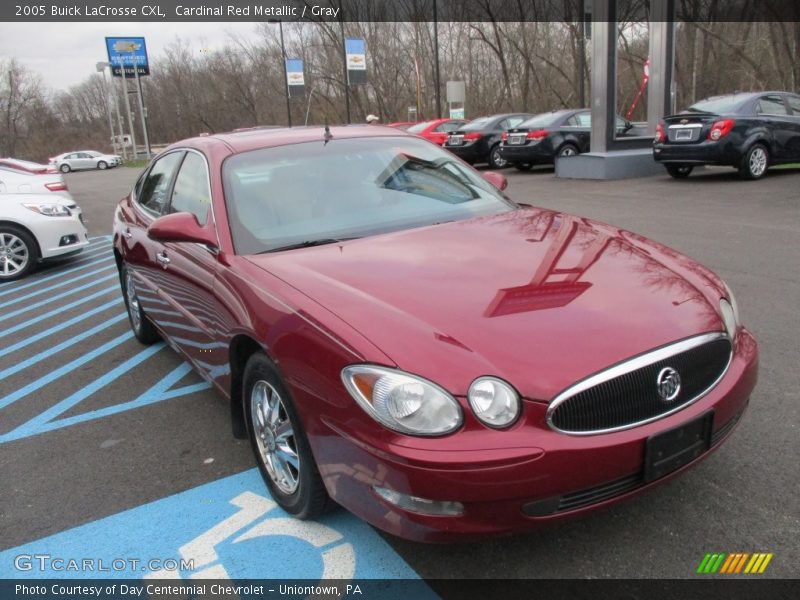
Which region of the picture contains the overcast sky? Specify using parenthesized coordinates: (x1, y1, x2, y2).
(1, 22, 264, 92)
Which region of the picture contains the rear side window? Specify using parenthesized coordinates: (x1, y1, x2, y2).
(755, 96, 788, 116)
(137, 152, 183, 215)
(787, 95, 800, 115)
(170, 152, 212, 226)
(437, 121, 463, 132)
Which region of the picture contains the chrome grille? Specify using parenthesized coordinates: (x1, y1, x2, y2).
(547, 333, 732, 435)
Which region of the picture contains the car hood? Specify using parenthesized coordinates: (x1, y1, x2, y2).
(245, 208, 727, 401)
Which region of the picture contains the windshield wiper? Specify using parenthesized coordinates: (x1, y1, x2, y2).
(262, 237, 358, 253)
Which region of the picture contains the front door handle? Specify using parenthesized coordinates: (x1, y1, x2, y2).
(156, 251, 170, 267)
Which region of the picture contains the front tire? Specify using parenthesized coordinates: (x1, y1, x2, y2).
(97, 161, 108, 170)
(59, 163, 71, 173)
(666, 164, 694, 179)
(488, 144, 508, 169)
(739, 143, 769, 180)
(120, 264, 160, 344)
(0, 226, 38, 281)
(243, 352, 329, 519)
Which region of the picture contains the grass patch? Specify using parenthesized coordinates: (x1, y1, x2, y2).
(122, 159, 149, 169)
(772, 163, 800, 171)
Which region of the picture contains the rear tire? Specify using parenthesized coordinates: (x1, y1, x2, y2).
(243, 352, 330, 519)
(488, 144, 508, 169)
(666, 165, 694, 179)
(739, 143, 769, 180)
(59, 163, 71, 173)
(0, 226, 38, 281)
(120, 264, 160, 344)
(513, 162, 534, 172)
(557, 143, 580, 158)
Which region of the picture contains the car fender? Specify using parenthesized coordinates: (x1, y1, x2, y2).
(0, 218, 42, 257)
(741, 130, 773, 156)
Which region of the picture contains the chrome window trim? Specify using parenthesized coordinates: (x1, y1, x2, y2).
(546, 332, 732, 436)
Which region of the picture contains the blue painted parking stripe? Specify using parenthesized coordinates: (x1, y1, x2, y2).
(0, 313, 127, 379)
(0, 331, 137, 411)
(0, 470, 429, 585)
(0, 298, 122, 355)
(0, 264, 117, 309)
(0, 285, 119, 339)
(0, 273, 118, 322)
(0, 342, 165, 442)
(0, 251, 113, 298)
(21, 363, 213, 439)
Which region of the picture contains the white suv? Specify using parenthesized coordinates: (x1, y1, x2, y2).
(0, 193, 89, 280)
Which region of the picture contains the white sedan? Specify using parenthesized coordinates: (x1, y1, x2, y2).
(50, 150, 122, 173)
(0, 193, 89, 280)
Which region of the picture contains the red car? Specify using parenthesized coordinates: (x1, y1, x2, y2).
(406, 118, 467, 145)
(114, 126, 758, 542)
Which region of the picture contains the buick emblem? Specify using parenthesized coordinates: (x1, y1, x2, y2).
(680, 118, 689, 124)
(656, 367, 681, 402)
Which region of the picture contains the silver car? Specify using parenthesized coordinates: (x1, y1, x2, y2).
(50, 150, 122, 173)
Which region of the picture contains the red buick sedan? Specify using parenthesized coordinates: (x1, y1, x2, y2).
(113, 125, 758, 542)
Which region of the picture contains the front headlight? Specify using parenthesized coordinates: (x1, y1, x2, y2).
(341, 365, 462, 436)
(468, 377, 520, 428)
(719, 283, 740, 341)
(23, 203, 71, 217)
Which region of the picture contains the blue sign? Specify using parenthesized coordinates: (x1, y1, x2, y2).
(105, 36, 149, 78)
(345, 38, 367, 85)
(286, 58, 305, 97)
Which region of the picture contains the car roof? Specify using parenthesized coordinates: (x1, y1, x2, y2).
(166, 125, 411, 155)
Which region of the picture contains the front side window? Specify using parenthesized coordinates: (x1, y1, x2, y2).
(223, 137, 515, 255)
(137, 152, 183, 215)
(170, 152, 212, 225)
(788, 95, 800, 115)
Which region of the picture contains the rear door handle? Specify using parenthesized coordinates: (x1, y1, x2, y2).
(156, 251, 170, 266)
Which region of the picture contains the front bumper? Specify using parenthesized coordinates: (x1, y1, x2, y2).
(309, 329, 758, 542)
(35, 209, 90, 259)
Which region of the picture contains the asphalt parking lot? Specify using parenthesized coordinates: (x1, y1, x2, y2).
(0, 163, 798, 582)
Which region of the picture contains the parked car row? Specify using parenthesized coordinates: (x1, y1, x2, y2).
(406, 90, 800, 181)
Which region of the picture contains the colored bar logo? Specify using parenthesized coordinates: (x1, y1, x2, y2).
(697, 552, 773, 574)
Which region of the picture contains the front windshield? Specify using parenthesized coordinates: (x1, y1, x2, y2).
(222, 136, 516, 254)
(687, 96, 744, 114)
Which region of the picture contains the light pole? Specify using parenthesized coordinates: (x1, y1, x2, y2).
(96, 61, 118, 157)
(270, 20, 292, 127)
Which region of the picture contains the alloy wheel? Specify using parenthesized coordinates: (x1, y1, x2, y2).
(749, 147, 767, 177)
(0, 232, 30, 279)
(251, 380, 300, 495)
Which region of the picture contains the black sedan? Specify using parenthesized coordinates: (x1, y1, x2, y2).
(499, 109, 632, 171)
(653, 91, 800, 179)
(444, 113, 533, 169)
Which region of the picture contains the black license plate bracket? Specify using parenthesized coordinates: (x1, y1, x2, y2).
(644, 411, 713, 483)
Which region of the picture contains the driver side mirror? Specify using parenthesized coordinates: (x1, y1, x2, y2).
(147, 211, 218, 250)
(483, 171, 508, 191)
